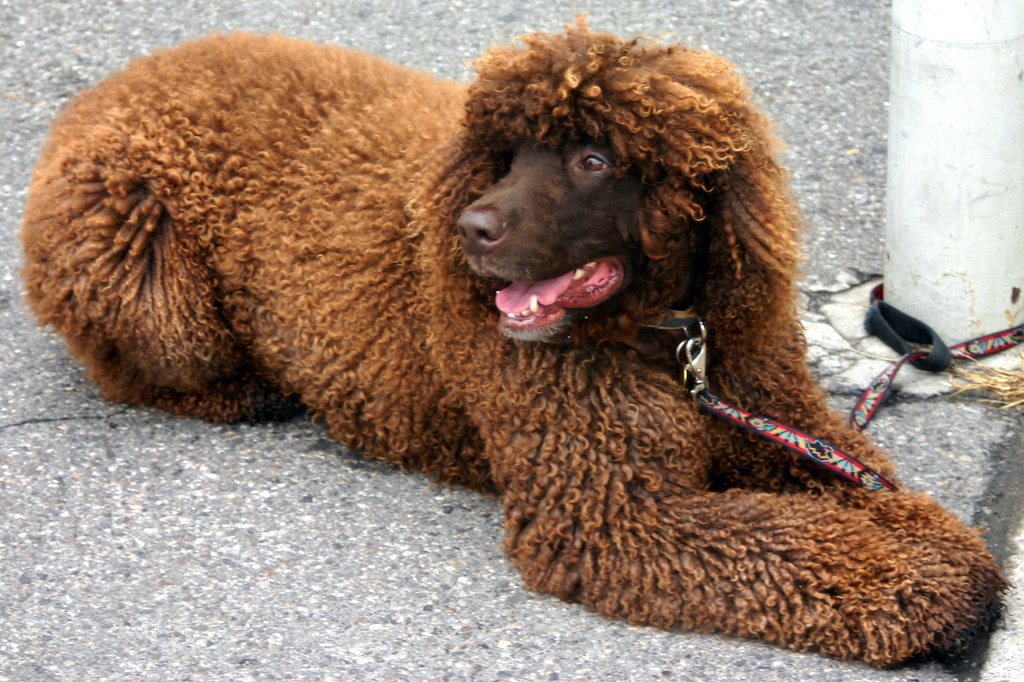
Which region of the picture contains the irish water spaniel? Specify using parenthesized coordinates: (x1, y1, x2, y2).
(21, 21, 1005, 666)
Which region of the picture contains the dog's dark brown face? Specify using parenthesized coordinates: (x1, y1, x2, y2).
(456, 141, 644, 341)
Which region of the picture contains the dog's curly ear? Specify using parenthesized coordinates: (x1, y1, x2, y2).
(695, 149, 803, 342)
(575, 42, 804, 338)
(716, 152, 800, 278)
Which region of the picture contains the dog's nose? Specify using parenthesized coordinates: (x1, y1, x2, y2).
(457, 208, 508, 254)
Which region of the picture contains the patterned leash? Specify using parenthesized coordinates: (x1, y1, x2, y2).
(649, 312, 897, 492)
(850, 284, 1024, 431)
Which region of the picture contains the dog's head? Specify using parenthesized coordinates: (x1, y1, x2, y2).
(455, 139, 643, 340)
(413, 18, 801, 345)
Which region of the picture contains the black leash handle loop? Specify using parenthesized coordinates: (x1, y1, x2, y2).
(865, 286, 951, 372)
(851, 283, 1024, 431)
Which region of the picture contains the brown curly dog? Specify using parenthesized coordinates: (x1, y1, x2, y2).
(21, 21, 1005, 666)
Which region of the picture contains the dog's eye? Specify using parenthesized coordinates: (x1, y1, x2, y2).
(580, 154, 612, 172)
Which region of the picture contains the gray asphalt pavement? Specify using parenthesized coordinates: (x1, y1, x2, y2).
(1, 1, 1021, 680)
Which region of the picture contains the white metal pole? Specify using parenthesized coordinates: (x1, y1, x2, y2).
(885, 0, 1024, 342)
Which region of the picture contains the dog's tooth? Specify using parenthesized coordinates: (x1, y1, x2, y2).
(529, 295, 539, 314)
(573, 268, 586, 280)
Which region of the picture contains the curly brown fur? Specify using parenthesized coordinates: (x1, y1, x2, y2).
(21, 21, 1006, 667)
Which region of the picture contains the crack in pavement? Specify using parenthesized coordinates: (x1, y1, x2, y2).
(0, 406, 131, 432)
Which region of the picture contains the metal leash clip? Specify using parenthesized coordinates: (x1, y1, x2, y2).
(675, 318, 708, 402)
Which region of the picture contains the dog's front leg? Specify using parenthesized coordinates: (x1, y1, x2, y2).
(481, 380, 1003, 667)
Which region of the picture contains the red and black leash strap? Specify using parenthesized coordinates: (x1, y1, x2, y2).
(652, 310, 897, 492)
(697, 390, 898, 492)
(850, 284, 1024, 431)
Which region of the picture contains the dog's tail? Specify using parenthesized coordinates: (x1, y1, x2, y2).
(21, 100, 297, 423)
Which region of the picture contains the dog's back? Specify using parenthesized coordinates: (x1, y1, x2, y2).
(21, 33, 464, 425)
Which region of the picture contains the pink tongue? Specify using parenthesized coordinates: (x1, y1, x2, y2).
(495, 271, 576, 314)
